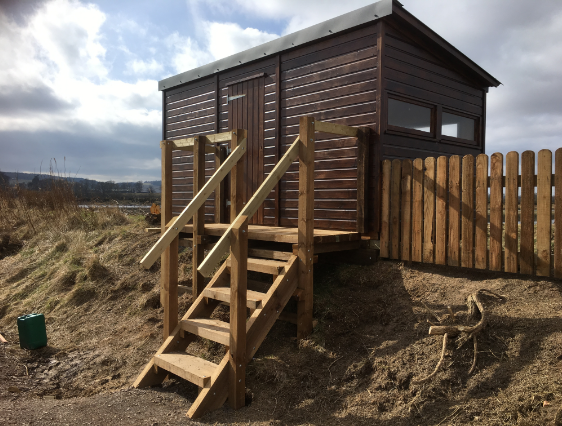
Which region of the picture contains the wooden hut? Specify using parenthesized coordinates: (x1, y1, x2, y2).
(159, 0, 500, 238)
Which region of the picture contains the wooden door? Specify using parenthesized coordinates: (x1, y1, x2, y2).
(227, 76, 267, 225)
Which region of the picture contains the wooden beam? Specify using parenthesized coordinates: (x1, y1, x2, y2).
(356, 127, 370, 233)
(229, 215, 248, 410)
(167, 139, 217, 153)
(193, 136, 206, 298)
(231, 130, 246, 223)
(297, 116, 315, 339)
(139, 137, 247, 269)
(214, 145, 226, 224)
(314, 120, 358, 137)
(198, 136, 301, 277)
(247, 248, 292, 261)
(160, 140, 178, 341)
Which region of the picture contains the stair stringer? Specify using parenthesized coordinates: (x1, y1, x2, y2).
(133, 260, 230, 388)
(186, 255, 299, 418)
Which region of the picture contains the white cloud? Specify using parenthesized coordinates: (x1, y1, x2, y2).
(0, 0, 161, 134)
(205, 22, 278, 60)
(127, 58, 164, 76)
(167, 32, 211, 74)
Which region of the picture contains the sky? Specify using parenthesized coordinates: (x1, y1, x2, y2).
(1, 0, 562, 182)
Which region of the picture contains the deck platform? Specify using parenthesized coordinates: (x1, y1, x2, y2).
(171, 223, 360, 245)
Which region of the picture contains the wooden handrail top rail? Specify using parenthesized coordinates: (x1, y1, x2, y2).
(314, 120, 359, 138)
(198, 136, 302, 277)
(140, 137, 248, 269)
(166, 131, 236, 151)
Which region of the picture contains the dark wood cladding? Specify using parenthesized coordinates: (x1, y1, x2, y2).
(162, 13, 492, 234)
(380, 22, 486, 162)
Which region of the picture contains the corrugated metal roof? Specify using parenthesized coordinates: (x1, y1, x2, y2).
(158, 0, 393, 91)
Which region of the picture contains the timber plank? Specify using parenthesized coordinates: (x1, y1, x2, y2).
(401, 159, 412, 261)
(504, 152, 519, 273)
(475, 154, 488, 270)
(537, 149, 552, 277)
(153, 353, 216, 388)
(380, 160, 392, 258)
(448, 155, 461, 267)
(412, 158, 423, 262)
(390, 159, 402, 260)
(461, 155, 474, 268)
(435, 156, 447, 265)
(556, 148, 562, 278)
(226, 257, 285, 275)
(520, 151, 535, 275)
(489, 153, 503, 272)
(423, 157, 435, 263)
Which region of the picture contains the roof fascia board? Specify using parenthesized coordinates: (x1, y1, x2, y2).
(391, 3, 501, 87)
(159, 0, 392, 91)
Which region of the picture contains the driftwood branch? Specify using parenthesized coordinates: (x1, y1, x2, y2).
(413, 289, 505, 384)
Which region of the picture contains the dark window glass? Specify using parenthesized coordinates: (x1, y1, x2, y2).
(442, 112, 475, 141)
(388, 98, 431, 132)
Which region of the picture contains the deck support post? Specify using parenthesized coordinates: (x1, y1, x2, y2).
(297, 116, 315, 339)
(229, 215, 248, 409)
(231, 130, 246, 222)
(161, 140, 179, 341)
(193, 136, 206, 298)
(214, 145, 226, 223)
(356, 126, 371, 234)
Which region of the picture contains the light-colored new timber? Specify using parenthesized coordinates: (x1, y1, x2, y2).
(167, 139, 216, 153)
(314, 120, 359, 137)
(203, 287, 264, 309)
(180, 318, 230, 345)
(153, 353, 216, 388)
(140, 138, 247, 269)
(248, 248, 293, 261)
(198, 136, 301, 277)
(226, 257, 285, 275)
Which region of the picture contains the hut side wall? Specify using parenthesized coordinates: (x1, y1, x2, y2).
(380, 23, 486, 160)
(277, 24, 378, 231)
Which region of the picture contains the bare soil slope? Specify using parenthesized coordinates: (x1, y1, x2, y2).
(1, 213, 562, 425)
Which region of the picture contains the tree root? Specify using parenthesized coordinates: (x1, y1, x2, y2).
(413, 289, 505, 384)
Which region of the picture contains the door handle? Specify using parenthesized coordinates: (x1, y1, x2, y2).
(227, 94, 246, 103)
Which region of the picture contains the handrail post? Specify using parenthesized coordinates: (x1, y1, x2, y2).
(231, 130, 246, 222)
(297, 116, 315, 339)
(160, 140, 178, 341)
(193, 136, 206, 297)
(214, 145, 226, 224)
(229, 214, 248, 409)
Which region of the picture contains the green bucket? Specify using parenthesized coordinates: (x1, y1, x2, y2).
(17, 313, 47, 350)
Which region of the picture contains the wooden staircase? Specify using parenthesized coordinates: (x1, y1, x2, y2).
(134, 251, 299, 418)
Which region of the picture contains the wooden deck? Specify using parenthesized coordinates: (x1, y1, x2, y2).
(172, 223, 360, 245)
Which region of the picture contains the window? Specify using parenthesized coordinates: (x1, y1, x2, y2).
(388, 98, 432, 133)
(442, 112, 475, 141)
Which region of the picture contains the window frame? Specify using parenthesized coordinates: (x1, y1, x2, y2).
(440, 108, 480, 146)
(385, 94, 436, 139)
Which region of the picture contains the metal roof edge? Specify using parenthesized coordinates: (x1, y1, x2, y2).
(158, 0, 392, 91)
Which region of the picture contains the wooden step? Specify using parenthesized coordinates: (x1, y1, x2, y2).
(203, 287, 265, 309)
(226, 257, 286, 275)
(181, 318, 230, 345)
(154, 353, 216, 388)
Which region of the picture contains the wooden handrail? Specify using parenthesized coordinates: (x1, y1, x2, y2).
(314, 120, 359, 137)
(198, 136, 302, 276)
(139, 137, 248, 269)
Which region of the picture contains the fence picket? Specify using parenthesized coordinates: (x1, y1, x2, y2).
(390, 159, 402, 260)
(461, 155, 475, 268)
(537, 149, 552, 276)
(435, 156, 447, 265)
(401, 160, 412, 261)
(504, 152, 519, 273)
(423, 157, 436, 263)
(556, 149, 562, 278)
(475, 154, 488, 269)
(380, 160, 391, 258)
(448, 156, 461, 267)
(489, 153, 503, 271)
(412, 159, 423, 262)
(520, 151, 535, 275)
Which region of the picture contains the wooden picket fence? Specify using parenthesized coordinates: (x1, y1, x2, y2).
(379, 149, 562, 279)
